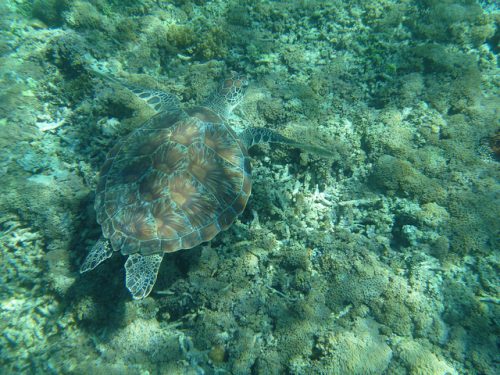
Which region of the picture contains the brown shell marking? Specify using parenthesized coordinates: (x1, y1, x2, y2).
(153, 143, 186, 174)
(168, 171, 221, 229)
(96, 112, 251, 256)
(170, 117, 201, 146)
(187, 143, 243, 205)
(152, 199, 191, 238)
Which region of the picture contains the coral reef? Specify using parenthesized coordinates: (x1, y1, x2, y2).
(0, 0, 498, 374)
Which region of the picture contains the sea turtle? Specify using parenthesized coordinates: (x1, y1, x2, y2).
(80, 71, 331, 299)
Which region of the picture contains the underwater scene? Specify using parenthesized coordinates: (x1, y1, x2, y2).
(0, 0, 498, 374)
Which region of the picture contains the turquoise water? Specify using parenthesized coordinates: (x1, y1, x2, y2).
(0, 0, 498, 374)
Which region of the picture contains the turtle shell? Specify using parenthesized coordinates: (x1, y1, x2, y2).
(95, 110, 252, 256)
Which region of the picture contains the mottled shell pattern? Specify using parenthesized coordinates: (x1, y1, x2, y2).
(95, 75, 252, 257)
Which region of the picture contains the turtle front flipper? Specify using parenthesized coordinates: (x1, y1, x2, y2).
(80, 237, 113, 273)
(127, 86, 181, 114)
(241, 127, 293, 148)
(125, 253, 164, 299)
(91, 69, 181, 114)
(241, 127, 335, 157)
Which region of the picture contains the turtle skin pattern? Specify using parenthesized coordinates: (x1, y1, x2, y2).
(94, 109, 252, 257)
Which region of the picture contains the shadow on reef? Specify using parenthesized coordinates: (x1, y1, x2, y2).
(55, 189, 126, 333)
(65, 191, 203, 331)
(65, 247, 195, 333)
(69, 257, 127, 331)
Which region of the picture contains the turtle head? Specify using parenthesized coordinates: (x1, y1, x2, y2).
(218, 72, 248, 108)
(205, 72, 249, 119)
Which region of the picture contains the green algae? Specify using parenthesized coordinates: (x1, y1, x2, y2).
(0, 0, 499, 374)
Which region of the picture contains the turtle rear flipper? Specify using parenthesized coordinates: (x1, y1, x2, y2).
(241, 127, 335, 158)
(80, 237, 113, 273)
(125, 253, 164, 299)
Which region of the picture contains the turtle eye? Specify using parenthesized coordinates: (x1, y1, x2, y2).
(223, 78, 234, 88)
(223, 73, 248, 91)
(231, 75, 248, 90)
